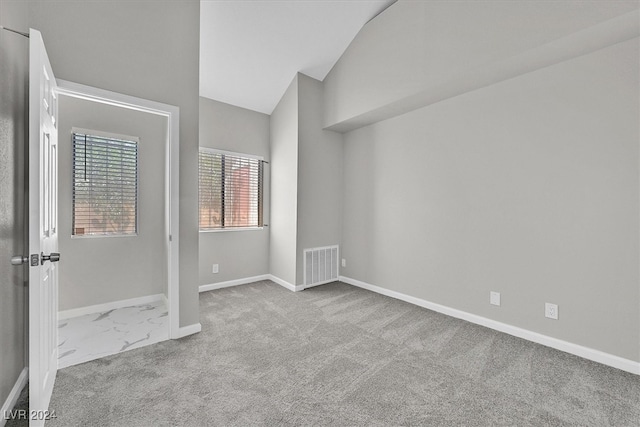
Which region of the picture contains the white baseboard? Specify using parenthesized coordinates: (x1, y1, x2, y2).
(199, 274, 307, 294)
(59, 293, 166, 320)
(177, 323, 202, 338)
(199, 274, 270, 293)
(268, 274, 304, 292)
(339, 275, 640, 376)
(161, 293, 168, 308)
(302, 279, 337, 290)
(0, 367, 28, 427)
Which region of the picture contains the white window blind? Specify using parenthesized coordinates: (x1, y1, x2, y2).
(199, 149, 264, 230)
(72, 132, 138, 236)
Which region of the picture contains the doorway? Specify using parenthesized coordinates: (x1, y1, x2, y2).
(54, 81, 180, 366)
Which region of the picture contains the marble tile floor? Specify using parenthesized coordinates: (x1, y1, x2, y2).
(58, 299, 169, 369)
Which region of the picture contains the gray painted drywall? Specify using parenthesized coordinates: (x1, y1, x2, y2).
(0, 0, 28, 410)
(57, 96, 166, 310)
(295, 74, 343, 285)
(341, 38, 639, 362)
(269, 76, 299, 285)
(323, 0, 639, 130)
(199, 97, 270, 286)
(29, 0, 200, 327)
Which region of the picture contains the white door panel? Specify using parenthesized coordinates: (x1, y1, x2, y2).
(28, 28, 59, 427)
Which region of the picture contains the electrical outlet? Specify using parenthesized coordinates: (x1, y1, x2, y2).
(212, 264, 219, 274)
(490, 291, 501, 306)
(545, 303, 558, 320)
(341, 258, 346, 268)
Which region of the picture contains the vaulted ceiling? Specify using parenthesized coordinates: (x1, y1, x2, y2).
(199, 0, 395, 114)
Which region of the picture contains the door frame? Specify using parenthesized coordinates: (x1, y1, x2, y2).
(56, 79, 181, 339)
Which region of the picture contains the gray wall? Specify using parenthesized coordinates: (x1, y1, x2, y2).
(269, 76, 299, 285)
(323, 0, 639, 130)
(212, 74, 344, 288)
(0, 0, 28, 410)
(199, 97, 270, 286)
(29, 0, 200, 327)
(341, 38, 639, 362)
(296, 74, 343, 285)
(57, 96, 166, 310)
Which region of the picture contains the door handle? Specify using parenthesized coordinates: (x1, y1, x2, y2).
(11, 255, 28, 266)
(41, 252, 60, 264)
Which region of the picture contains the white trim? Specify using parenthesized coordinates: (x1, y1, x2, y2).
(57, 80, 180, 116)
(56, 79, 181, 340)
(58, 294, 165, 320)
(198, 274, 306, 294)
(70, 233, 138, 240)
(200, 227, 265, 233)
(339, 276, 640, 375)
(199, 275, 270, 292)
(302, 279, 337, 290)
(268, 274, 304, 292)
(0, 367, 28, 427)
(161, 293, 169, 308)
(177, 323, 202, 338)
(199, 146, 264, 161)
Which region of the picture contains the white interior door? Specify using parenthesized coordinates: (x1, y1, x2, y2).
(28, 28, 59, 426)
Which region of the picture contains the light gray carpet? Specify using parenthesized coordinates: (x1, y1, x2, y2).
(40, 281, 639, 426)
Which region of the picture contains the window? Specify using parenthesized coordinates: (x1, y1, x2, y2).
(199, 149, 264, 230)
(72, 130, 138, 236)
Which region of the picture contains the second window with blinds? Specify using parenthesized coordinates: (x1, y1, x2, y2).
(198, 148, 264, 230)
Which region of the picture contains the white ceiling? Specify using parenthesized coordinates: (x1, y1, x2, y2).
(200, 0, 395, 114)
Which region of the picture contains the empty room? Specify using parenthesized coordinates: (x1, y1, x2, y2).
(0, 0, 638, 426)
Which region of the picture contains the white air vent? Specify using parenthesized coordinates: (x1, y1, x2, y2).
(304, 245, 339, 288)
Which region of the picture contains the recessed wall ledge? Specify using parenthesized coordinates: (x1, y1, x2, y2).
(324, 10, 639, 133)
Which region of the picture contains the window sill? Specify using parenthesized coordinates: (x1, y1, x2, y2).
(71, 233, 138, 239)
(199, 227, 265, 233)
